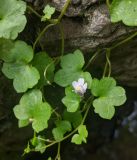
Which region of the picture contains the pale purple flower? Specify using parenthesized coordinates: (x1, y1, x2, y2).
(72, 78, 87, 96)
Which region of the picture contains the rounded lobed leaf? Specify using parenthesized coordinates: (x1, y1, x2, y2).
(19, 89, 42, 107)
(41, 5, 55, 21)
(54, 69, 81, 87)
(93, 97, 115, 119)
(71, 125, 88, 145)
(2, 63, 40, 93)
(0, 40, 33, 63)
(71, 134, 82, 145)
(62, 96, 80, 112)
(62, 87, 81, 112)
(32, 102, 52, 133)
(110, 0, 137, 26)
(13, 89, 52, 133)
(107, 86, 127, 106)
(0, 0, 27, 39)
(9, 41, 33, 63)
(60, 50, 85, 71)
(13, 65, 40, 93)
(91, 77, 116, 97)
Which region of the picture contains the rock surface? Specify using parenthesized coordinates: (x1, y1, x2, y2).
(37, 2, 137, 87)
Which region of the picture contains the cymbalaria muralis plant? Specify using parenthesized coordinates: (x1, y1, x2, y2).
(1, 0, 137, 159)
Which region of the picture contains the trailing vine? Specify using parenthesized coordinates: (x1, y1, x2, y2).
(0, 0, 137, 159)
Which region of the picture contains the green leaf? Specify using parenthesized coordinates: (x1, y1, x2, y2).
(1, 41, 40, 93)
(93, 97, 115, 119)
(110, 0, 137, 26)
(107, 86, 127, 106)
(71, 125, 88, 145)
(32, 52, 55, 87)
(52, 128, 63, 141)
(63, 110, 82, 128)
(0, 0, 27, 39)
(2, 63, 40, 93)
(62, 96, 80, 112)
(71, 134, 82, 145)
(0, 40, 33, 63)
(54, 50, 85, 87)
(54, 69, 81, 87)
(3, 40, 33, 63)
(0, 38, 14, 60)
(60, 50, 85, 71)
(91, 77, 116, 97)
(91, 77, 126, 119)
(80, 72, 92, 89)
(18, 119, 29, 128)
(31, 136, 46, 153)
(24, 142, 31, 154)
(62, 87, 81, 112)
(52, 120, 72, 141)
(41, 5, 55, 21)
(13, 89, 52, 133)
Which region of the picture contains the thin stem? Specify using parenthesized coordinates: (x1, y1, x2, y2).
(58, 0, 72, 22)
(103, 48, 111, 77)
(27, 6, 42, 18)
(106, 49, 111, 77)
(106, 0, 111, 9)
(52, 109, 61, 120)
(33, 23, 55, 51)
(44, 60, 56, 85)
(55, 143, 61, 160)
(102, 31, 137, 77)
(32, 0, 71, 51)
(37, 137, 55, 143)
(83, 49, 101, 71)
(111, 31, 137, 50)
(103, 61, 107, 78)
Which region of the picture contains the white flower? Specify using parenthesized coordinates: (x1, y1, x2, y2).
(72, 78, 87, 96)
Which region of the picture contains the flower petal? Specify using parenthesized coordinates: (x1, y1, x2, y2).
(78, 78, 84, 85)
(72, 81, 78, 89)
(83, 83, 87, 90)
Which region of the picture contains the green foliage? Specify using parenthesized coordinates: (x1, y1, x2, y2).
(80, 72, 92, 89)
(32, 52, 55, 88)
(62, 86, 81, 112)
(110, 0, 137, 26)
(1, 40, 40, 92)
(41, 5, 55, 21)
(63, 110, 82, 128)
(13, 89, 52, 133)
(71, 125, 88, 145)
(24, 143, 31, 154)
(52, 120, 72, 141)
(60, 50, 85, 70)
(31, 136, 46, 153)
(0, 0, 26, 39)
(91, 77, 126, 119)
(54, 50, 85, 87)
(0, 40, 33, 62)
(0, 0, 130, 158)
